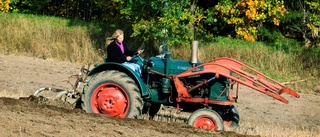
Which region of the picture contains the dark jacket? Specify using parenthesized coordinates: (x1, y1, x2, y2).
(106, 41, 136, 63)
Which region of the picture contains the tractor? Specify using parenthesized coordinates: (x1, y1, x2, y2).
(35, 42, 300, 131)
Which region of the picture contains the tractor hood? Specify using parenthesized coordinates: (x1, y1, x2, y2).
(148, 57, 203, 76)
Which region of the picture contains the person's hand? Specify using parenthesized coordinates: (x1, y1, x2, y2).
(137, 49, 144, 54)
(126, 56, 132, 61)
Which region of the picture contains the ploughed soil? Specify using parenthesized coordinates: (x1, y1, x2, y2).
(0, 54, 319, 137)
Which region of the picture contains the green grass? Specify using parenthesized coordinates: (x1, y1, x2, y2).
(0, 12, 319, 94)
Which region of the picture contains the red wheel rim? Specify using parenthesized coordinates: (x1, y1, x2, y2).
(91, 83, 129, 118)
(194, 117, 217, 130)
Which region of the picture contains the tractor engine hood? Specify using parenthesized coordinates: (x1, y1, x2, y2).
(148, 57, 203, 76)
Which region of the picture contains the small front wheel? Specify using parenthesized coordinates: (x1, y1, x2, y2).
(187, 109, 224, 131)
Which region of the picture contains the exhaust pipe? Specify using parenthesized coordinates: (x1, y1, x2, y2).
(191, 40, 198, 66)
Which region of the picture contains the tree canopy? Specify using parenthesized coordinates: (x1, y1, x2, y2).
(0, 0, 10, 12)
(2, 0, 319, 47)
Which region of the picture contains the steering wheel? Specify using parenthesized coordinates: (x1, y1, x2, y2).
(131, 54, 144, 62)
(130, 45, 147, 63)
(130, 48, 145, 64)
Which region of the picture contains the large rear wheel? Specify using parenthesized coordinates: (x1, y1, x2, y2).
(81, 70, 143, 118)
(187, 109, 224, 131)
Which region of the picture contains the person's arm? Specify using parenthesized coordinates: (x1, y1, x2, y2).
(123, 42, 137, 56)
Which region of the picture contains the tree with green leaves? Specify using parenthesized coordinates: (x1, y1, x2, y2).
(305, 0, 320, 47)
(281, 0, 320, 48)
(117, 0, 204, 47)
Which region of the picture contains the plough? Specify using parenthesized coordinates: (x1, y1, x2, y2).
(34, 65, 90, 101)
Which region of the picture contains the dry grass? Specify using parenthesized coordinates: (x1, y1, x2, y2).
(0, 13, 102, 64)
(234, 119, 320, 137)
(170, 39, 298, 77)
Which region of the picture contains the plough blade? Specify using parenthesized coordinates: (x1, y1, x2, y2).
(34, 87, 69, 99)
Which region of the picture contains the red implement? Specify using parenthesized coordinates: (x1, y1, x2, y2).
(173, 57, 299, 104)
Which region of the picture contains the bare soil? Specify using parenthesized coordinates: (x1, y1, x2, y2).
(0, 54, 319, 137)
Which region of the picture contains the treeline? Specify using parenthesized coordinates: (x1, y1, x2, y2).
(2, 0, 320, 48)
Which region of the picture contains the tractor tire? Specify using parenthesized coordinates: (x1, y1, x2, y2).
(81, 70, 143, 119)
(187, 108, 224, 131)
(221, 105, 240, 130)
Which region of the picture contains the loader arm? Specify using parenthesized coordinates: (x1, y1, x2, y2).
(173, 57, 300, 104)
(213, 57, 300, 102)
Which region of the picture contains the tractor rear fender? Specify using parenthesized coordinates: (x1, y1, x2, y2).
(87, 63, 149, 98)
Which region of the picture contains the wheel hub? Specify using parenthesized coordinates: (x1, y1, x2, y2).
(194, 117, 216, 130)
(92, 84, 128, 118)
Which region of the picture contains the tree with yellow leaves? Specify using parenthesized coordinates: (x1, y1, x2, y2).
(213, 0, 287, 41)
(0, 0, 10, 12)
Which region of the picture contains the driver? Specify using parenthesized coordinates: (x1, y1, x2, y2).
(105, 29, 143, 76)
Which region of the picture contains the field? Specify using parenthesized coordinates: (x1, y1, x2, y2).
(0, 54, 319, 137)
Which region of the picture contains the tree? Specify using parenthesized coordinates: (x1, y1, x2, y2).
(118, 0, 204, 46)
(0, 0, 10, 12)
(210, 0, 287, 41)
(281, 0, 320, 48)
(305, 0, 320, 47)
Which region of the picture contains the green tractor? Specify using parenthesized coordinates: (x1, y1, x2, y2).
(34, 42, 300, 130)
(78, 43, 299, 131)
